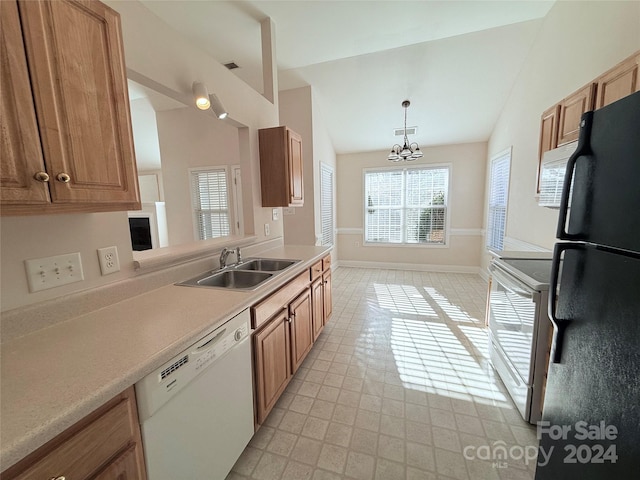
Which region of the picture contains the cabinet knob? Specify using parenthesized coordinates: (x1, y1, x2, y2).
(56, 173, 71, 183)
(33, 171, 50, 182)
(287, 317, 292, 324)
(48, 476, 66, 480)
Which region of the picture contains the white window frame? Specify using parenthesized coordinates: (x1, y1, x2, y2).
(486, 147, 511, 251)
(320, 163, 334, 246)
(189, 166, 232, 241)
(363, 164, 451, 248)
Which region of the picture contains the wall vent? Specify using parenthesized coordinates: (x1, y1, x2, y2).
(224, 62, 240, 70)
(395, 126, 417, 136)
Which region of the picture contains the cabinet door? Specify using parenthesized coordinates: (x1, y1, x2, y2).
(323, 270, 333, 323)
(93, 444, 144, 480)
(0, 0, 50, 205)
(289, 288, 313, 373)
(287, 129, 304, 206)
(536, 105, 560, 193)
(557, 83, 596, 146)
(596, 53, 640, 109)
(254, 310, 291, 424)
(19, 0, 139, 206)
(311, 278, 325, 341)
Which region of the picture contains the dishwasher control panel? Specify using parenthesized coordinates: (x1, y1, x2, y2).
(135, 309, 251, 421)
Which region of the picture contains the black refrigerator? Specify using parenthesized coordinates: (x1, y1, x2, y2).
(535, 91, 640, 479)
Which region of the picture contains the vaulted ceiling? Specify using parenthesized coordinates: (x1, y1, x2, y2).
(139, 0, 555, 154)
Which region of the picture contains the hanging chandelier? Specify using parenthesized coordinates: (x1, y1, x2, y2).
(388, 100, 423, 161)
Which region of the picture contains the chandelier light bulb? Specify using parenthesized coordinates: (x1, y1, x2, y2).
(388, 100, 422, 162)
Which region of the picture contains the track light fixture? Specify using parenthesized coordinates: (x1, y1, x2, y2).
(192, 82, 210, 110)
(209, 93, 228, 119)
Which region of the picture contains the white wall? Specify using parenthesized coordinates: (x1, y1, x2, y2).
(279, 86, 338, 246)
(482, 1, 640, 270)
(156, 107, 241, 246)
(0, 0, 280, 312)
(337, 143, 487, 270)
(279, 87, 315, 245)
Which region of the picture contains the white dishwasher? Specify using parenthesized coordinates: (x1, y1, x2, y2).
(136, 309, 254, 480)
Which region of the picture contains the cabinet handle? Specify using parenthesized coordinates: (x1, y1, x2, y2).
(48, 476, 66, 480)
(33, 171, 50, 182)
(287, 317, 292, 324)
(56, 173, 71, 183)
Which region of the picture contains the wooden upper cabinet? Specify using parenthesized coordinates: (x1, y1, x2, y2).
(258, 126, 304, 207)
(0, 0, 51, 206)
(535, 105, 560, 193)
(596, 52, 640, 109)
(557, 83, 596, 146)
(0, 0, 140, 215)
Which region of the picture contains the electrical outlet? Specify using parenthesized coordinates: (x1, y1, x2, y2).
(97, 246, 120, 275)
(25, 252, 84, 292)
(264, 223, 270, 236)
(272, 208, 279, 221)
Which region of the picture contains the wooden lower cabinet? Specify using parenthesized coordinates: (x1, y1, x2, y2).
(290, 289, 314, 373)
(252, 256, 333, 425)
(2, 386, 146, 480)
(311, 277, 325, 340)
(254, 309, 291, 425)
(323, 269, 333, 322)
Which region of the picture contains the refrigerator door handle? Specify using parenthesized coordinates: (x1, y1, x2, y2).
(548, 242, 587, 363)
(557, 111, 593, 240)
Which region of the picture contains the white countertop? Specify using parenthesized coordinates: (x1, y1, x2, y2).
(0, 245, 330, 471)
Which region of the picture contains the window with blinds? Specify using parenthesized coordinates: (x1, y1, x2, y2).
(364, 166, 449, 245)
(486, 149, 511, 251)
(320, 164, 334, 246)
(190, 168, 231, 240)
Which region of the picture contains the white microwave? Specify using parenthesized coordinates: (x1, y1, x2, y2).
(538, 141, 578, 208)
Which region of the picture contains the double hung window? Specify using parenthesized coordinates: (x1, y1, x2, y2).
(364, 166, 449, 245)
(190, 167, 231, 240)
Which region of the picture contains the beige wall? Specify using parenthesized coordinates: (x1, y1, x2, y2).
(1, 0, 280, 312)
(279, 86, 337, 246)
(482, 0, 640, 270)
(279, 87, 315, 245)
(156, 107, 242, 246)
(336, 143, 487, 270)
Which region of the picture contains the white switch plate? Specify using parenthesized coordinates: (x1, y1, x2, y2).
(25, 252, 84, 293)
(264, 223, 270, 236)
(97, 246, 120, 275)
(283, 207, 295, 216)
(272, 208, 279, 221)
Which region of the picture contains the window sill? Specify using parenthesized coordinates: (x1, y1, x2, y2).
(363, 241, 449, 249)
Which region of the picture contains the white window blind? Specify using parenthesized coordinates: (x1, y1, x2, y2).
(486, 150, 511, 251)
(320, 164, 334, 246)
(364, 166, 449, 245)
(190, 168, 230, 240)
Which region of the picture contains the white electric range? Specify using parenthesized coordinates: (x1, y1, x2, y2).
(487, 253, 554, 424)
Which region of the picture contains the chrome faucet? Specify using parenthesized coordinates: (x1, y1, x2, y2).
(219, 246, 242, 268)
(219, 248, 232, 268)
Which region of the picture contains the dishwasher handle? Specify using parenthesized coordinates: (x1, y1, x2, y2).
(195, 328, 226, 350)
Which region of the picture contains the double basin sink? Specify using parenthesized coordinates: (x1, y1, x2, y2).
(177, 258, 299, 290)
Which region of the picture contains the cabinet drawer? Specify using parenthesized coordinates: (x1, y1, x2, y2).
(252, 271, 309, 330)
(322, 254, 331, 271)
(310, 260, 323, 281)
(10, 392, 137, 480)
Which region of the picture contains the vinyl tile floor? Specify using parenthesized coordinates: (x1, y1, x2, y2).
(227, 267, 538, 480)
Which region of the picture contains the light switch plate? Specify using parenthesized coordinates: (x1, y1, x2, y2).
(272, 208, 279, 221)
(24, 252, 84, 293)
(264, 223, 270, 236)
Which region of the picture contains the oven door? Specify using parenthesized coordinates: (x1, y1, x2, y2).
(488, 265, 540, 384)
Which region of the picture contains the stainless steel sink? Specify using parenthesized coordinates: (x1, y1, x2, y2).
(178, 269, 273, 290)
(238, 258, 297, 271)
(177, 256, 299, 290)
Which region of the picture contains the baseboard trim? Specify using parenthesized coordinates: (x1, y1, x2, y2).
(336, 260, 481, 275)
